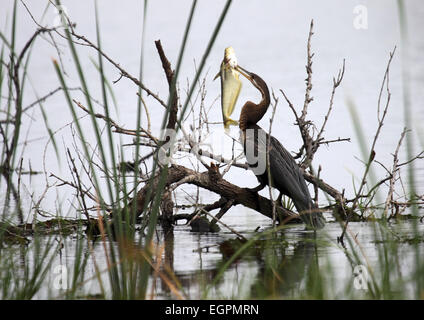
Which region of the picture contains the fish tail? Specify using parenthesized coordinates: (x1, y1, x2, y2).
(224, 118, 239, 129)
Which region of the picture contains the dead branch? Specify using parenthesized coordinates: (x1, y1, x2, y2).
(397, 150, 424, 168)
(130, 164, 301, 225)
(22, 86, 81, 114)
(303, 170, 345, 203)
(65, 29, 168, 108)
(302, 19, 315, 120)
(319, 137, 350, 145)
(66, 148, 91, 222)
(175, 141, 346, 206)
(280, 21, 345, 169)
(317, 59, 346, 143)
(172, 197, 229, 223)
(160, 190, 174, 230)
(339, 47, 396, 245)
(154, 40, 179, 130)
(201, 208, 246, 240)
(72, 99, 158, 144)
(2, 27, 56, 222)
(385, 128, 407, 218)
(209, 198, 235, 228)
(267, 91, 279, 226)
(350, 47, 396, 212)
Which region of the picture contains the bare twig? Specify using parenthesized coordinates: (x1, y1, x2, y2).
(202, 208, 246, 241)
(339, 47, 396, 244)
(130, 164, 301, 224)
(210, 198, 235, 227)
(72, 99, 158, 144)
(317, 59, 345, 142)
(67, 30, 168, 108)
(267, 91, 279, 227)
(280, 22, 346, 169)
(397, 150, 424, 168)
(319, 137, 350, 145)
(302, 19, 315, 120)
(385, 127, 407, 218)
(154, 40, 179, 130)
(22, 86, 81, 113)
(66, 148, 91, 222)
(350, 48, 396, 211)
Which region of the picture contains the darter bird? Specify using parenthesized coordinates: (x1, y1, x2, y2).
(217, 51, 325, 229)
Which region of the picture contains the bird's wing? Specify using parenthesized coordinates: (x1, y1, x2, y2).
(269, 135, 326, 229)
(266, 133, 311, 203)
(269, 136, 310, 202)
(243, 125, 310, 202)
(244, 125, 326, 228)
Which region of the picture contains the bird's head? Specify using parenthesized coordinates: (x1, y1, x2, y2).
(236, 65, 268, 95)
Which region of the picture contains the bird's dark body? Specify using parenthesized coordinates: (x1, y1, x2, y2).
(236, 68, 325, 229)
(243, 123, 318, 222)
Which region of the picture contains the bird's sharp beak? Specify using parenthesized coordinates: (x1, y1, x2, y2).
(236, 65, 253, 81)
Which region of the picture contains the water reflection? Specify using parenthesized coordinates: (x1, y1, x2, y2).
(151, 220, 424, 299)
(250, 231, 318, 298)
(157, 226, 323, 299)
(1, 219, 422, 299)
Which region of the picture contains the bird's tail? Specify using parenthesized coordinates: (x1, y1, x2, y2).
(293, 199, 325, 230)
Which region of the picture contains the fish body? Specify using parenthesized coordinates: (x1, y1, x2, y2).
(215, 47, 242, 130)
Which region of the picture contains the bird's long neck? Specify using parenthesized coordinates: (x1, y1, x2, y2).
(239, 75, 270, 131)
(253, 81, 270, 122)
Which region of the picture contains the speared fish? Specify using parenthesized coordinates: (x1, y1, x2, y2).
(214, 47, 242, 130)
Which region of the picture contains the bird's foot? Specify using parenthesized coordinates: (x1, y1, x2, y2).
(250, 183, 265, 193)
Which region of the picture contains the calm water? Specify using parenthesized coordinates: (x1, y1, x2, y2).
(17, 219, 423, 299)
(1, 1, 423, 299)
